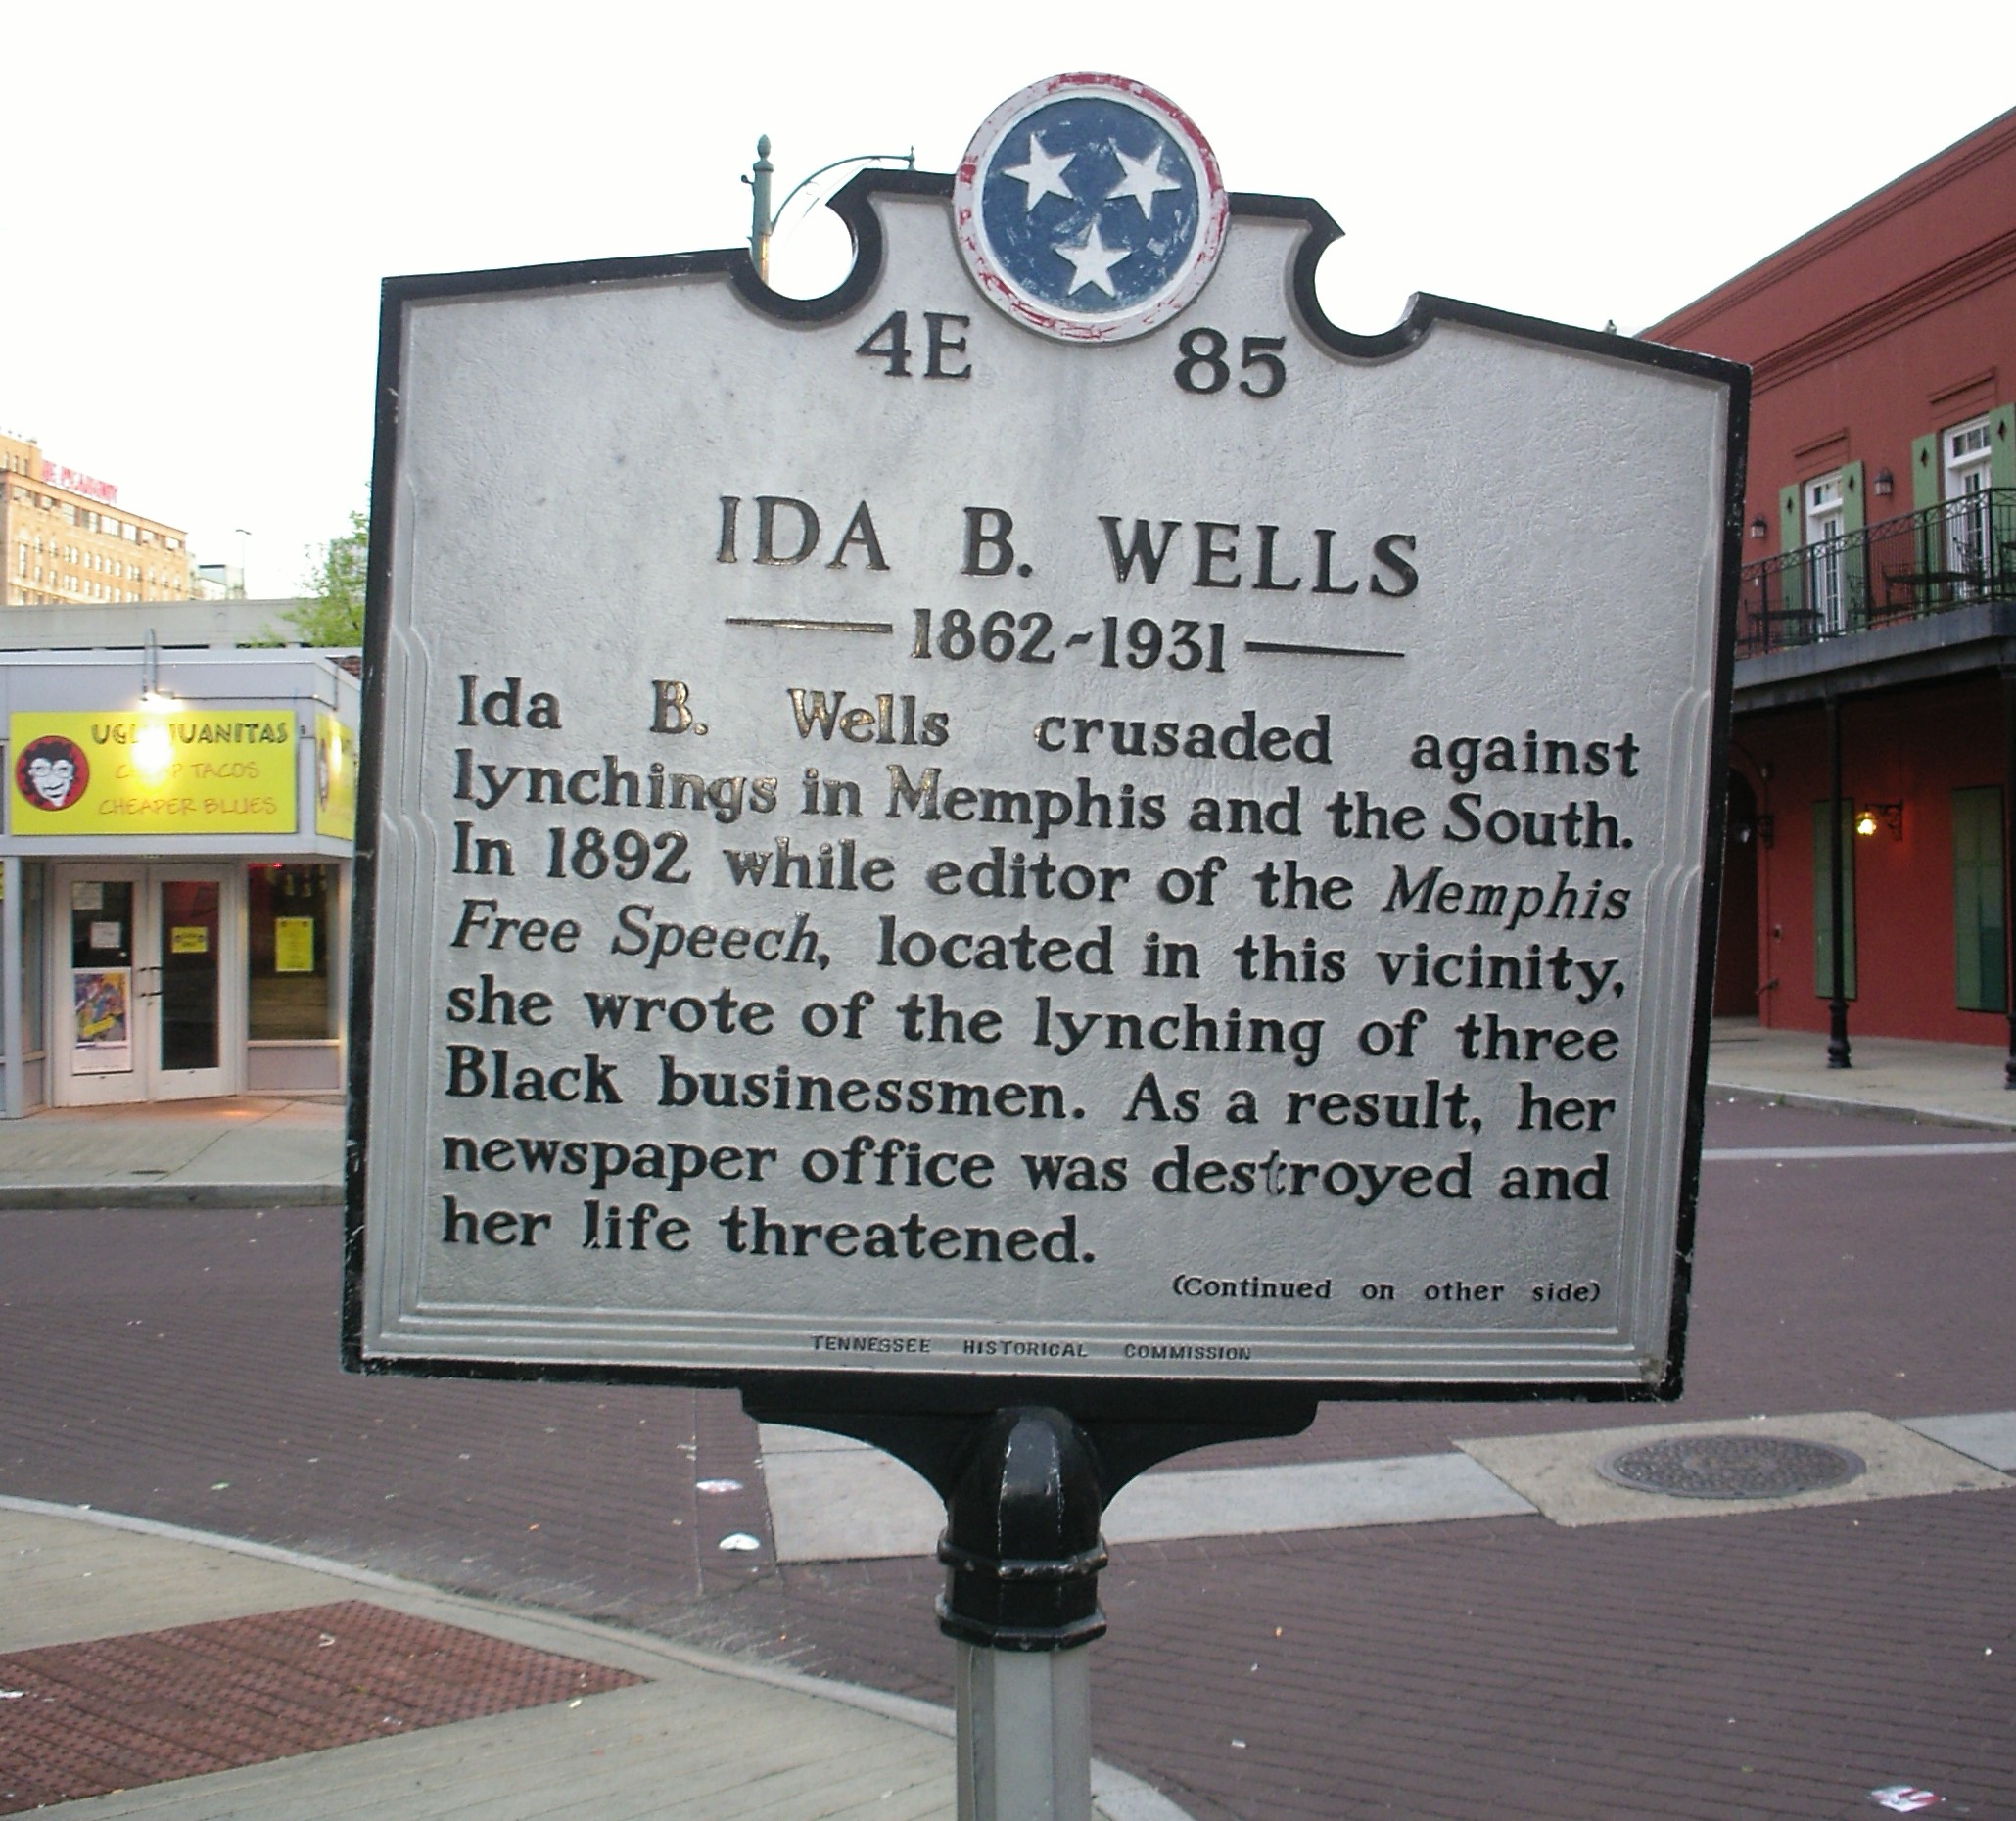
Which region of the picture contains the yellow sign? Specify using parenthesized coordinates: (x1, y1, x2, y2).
(274, 915, 315, 973)
(170, 925, 210, 954)
(9, 711, 297, 835)
(314, 713, 356, 840)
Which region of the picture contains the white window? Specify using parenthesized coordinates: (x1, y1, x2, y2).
(1805, 471, 1847, 633)
(1943, 416, 1992, 580)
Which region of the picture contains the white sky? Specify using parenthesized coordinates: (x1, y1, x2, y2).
(5, 1, 2010, 596)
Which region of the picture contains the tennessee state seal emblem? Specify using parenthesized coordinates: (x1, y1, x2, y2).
(953, 73, 1228, 343)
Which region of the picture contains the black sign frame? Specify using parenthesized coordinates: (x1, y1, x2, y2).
(340, 168, 1749, 1426)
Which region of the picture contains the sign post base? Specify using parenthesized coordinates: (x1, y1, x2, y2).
(938, 1407, 1104, 1821)
(954, 1639, 1095, 1821)
(743, 1393, 1313, 1821)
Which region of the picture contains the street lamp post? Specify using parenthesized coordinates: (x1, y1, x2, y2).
(744, 137, 915, 285)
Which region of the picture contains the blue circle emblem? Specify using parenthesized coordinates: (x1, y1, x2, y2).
(955, 75, 1227, 343)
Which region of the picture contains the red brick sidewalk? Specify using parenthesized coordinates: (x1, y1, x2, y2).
(0, 1602, 636, 1814)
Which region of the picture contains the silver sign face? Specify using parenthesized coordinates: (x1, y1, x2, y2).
(349, 172, 1740, 1394)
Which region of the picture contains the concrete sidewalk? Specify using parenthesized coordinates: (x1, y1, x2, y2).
(0, 1096, 342, 1207)
(0, 1025, 2007, 1209)
(1707, 1020, 2016, 1128)
(0, 1499, 1185, 1820)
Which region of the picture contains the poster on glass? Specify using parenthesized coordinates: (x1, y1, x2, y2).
(71, 968, 132, 1075)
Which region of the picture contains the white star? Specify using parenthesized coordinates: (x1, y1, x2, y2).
(1053, 217, 1131, 297)
(1000, 132, 1075, 212)
(1105, 143, 1180, 220)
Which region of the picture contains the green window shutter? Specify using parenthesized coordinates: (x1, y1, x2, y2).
(1952, 786, 2006, 1013)
(1910, 434, 1941, 573)
(1840, 460, 1866, 626)
(1812, 800, 1856, 1000)
(1991, 404, 2015, 490)
(1911, 433, 1940, 508)
(1778, 485, 1804, 620)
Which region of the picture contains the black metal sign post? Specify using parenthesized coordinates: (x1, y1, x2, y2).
(740, 1386, 1315, 1818)
(939, 1409, 1113, 1821)
(344, 71, 1745, 1821)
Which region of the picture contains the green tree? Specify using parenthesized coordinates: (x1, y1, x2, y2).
(276, 507, 368, 645)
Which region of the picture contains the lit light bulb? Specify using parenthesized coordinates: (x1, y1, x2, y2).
(132, 722, 174, 783)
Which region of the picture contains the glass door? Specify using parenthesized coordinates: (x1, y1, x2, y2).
(1804, 473, 1846, 634)
(51, 864, 239, 1103)
(66, 877, 139, 1095)
(1944, 417, 1992, 587)
(153, 873, 228, 1098)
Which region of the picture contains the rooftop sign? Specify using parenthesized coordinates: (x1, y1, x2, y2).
(40, 461, 117, 505)
(346, 77, 1746, 1405)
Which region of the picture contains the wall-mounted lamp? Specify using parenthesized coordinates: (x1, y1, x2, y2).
(137, 630, 178, 711)
(1749, 516, 1769, 540)
(1873, 468, 1894, 498)
(1854, 802, 1903, 841)
(130, 722, 174, 783)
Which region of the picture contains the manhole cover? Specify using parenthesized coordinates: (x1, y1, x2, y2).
(1597, 1434, 1865, 1499)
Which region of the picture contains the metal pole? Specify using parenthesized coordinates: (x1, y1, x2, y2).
(749, 136, 774, 284)
(938, 1407, 1104, 1821)
(955, 1643, 1094, 1821)
(1, 855, 21, 1120)
(1826, 694, 1851, 1069)
(2001, 666, 2015, 1088)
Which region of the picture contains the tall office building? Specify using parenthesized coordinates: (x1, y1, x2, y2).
(1, 429, 191, 607)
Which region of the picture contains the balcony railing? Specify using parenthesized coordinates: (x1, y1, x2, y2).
(1736, 488, 2016, 658)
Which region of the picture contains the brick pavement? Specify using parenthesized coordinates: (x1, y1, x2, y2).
(768, 1489, 2014, 1821)
(0, 1601, 639, 1812)
(0, 1508, 971, 1821)
(1173, 1096, 2016, 1473)
(0, 1206, 770, 1641)
(3, 1095, 2013, 1818)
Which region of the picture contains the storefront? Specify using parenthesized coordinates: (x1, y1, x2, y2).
(0, 648, 358, 1112)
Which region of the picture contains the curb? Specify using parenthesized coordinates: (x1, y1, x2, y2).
(0, 1181, 342, 1209)
(0, 1494, 1196, 1821)
(1707, 1079, 2016, 1133)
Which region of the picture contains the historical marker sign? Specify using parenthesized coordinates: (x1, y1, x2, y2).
(344, 77, 1745, 1402)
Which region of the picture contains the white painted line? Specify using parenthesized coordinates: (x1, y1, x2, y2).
(758, 1422, 878, 1455)
(0, 1494, 422, 1594)
(760, 1411, 2016, 1558)
(764, 1441, 943, 1563)
(762, 1436, 1535, 1564)
(1103, 1452, 1534, 1543)
(1702, 1142, 2016, 1161)
(1460, 1411, 2010, 1527)
(1901, 1412, 2016, 1471)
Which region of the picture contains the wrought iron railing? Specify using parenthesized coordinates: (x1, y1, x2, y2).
(1736, 488, 2016, 658)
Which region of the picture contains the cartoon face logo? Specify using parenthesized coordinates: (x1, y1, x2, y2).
(16, 734, 89, 811)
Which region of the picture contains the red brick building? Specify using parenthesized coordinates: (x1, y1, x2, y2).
(1646, 109, 2015, 1079)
